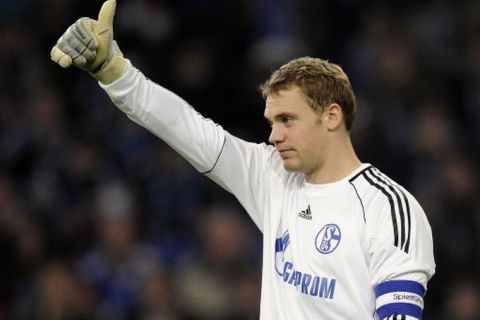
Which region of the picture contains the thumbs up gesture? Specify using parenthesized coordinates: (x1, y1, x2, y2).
(50, 0, 127, 84)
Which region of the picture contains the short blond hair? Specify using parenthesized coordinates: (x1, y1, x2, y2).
(260, 57, 357, 130)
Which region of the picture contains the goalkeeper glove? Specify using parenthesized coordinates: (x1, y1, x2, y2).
(50, 0, 127, 84)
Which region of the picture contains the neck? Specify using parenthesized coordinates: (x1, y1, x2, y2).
(306, 133, 362, 184)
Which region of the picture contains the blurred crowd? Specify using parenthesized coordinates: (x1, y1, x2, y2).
(0, 0, 479, 319)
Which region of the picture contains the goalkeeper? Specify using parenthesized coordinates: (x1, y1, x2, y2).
(51, 1, 435, 319)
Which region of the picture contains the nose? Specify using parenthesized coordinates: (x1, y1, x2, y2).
(268, 125, 284, 145)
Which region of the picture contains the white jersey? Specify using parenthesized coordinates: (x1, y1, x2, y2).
(100, 63, 435, 320)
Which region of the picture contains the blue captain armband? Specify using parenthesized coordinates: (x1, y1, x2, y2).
(375, 280, 426, 320)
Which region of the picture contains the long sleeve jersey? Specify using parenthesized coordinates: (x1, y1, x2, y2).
(100, 63, 435, 320)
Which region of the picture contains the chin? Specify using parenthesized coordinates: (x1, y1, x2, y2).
(282, 160, 302, 172)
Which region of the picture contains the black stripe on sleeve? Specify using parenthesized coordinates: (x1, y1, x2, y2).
(403, 194, 412, 253)
(361, 170, 400, 248)
(349, 165, 373, 183)
(200, 135, 227, 174)
(368, 169, 407, 252)
(373, 168, 412, 253)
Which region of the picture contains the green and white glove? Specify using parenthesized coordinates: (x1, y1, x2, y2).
(50, 0, 127, 84)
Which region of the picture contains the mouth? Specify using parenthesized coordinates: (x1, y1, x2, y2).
(277, 148, 294, 159)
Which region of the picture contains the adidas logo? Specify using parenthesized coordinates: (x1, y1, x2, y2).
(298, 205, 312, 220)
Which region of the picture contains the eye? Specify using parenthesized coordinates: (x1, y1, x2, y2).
(282, 116, 293, 124)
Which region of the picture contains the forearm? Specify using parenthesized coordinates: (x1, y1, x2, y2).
(100, 61, 225, 173)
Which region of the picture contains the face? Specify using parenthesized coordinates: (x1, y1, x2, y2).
(264, 87, 329, 177)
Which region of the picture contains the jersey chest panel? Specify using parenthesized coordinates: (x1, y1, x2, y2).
(269, 185, 374, 318)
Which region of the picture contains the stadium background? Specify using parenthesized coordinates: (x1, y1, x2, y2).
(0, 0, 479, 318)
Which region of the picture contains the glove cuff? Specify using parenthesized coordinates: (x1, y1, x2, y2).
(91, 54, 127, 84)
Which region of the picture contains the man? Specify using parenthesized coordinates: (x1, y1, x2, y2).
(50, 1, 435, 318)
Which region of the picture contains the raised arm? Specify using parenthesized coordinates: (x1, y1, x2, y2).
(50, 0, 273, 230)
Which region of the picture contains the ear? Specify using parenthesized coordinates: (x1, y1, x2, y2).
(325, 103, 344, 131)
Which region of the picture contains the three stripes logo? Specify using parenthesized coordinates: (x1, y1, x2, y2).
(350, 166, 412, 253)
(298, 205, 312, 220)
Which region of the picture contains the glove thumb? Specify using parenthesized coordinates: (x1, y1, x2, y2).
(92, 0, 117, 71)
(97, 0, 116, 33)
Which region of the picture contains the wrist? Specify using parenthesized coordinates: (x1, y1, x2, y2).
(92, 54, 127, 84)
